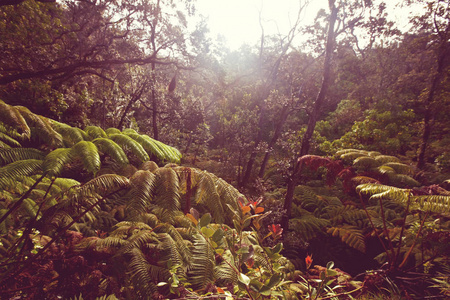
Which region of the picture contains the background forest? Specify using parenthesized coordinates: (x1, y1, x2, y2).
(0, 0, 449, 299)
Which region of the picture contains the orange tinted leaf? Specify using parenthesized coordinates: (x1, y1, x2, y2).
(255, 207, 264, 214)
(241, 206, 251, 214)
(186, 213, 198, 225)
(217, 287, 225, 294)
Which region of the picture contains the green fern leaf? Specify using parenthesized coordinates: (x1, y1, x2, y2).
(188, 233, 216, 289)
(109, 133, 149, 162)
(327, 225, 366, 252)
(0, 100, 30, 140)
(0, 148, 44, 166)
(0, 131, 21, 148)
(374, 155, 400, 164)
(383, 162, 413, 175)
(0, 159, 43, 188)
(72, 141, 101, 174)
(126, 170, 156, 217)
(92, 138, 129, 165)
(51, 120, 86, 147)
(43, 148, 74, 177)
(153, 167, 181, 213)
(353, 156, 381, 169)
(84, 126, 107, 139)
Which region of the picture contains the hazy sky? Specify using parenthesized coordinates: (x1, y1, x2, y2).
(194, 0, 419, 50)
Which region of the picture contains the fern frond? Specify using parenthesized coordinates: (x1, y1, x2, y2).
(0, 159, 43, 188)
(76, 174, 129, 199)
(412, 195, 450, 213)
(353, 156, 381, 169)
(92, 138, 129, 165)
(72, 141, 101, 175)
(192, 170, 224, 223)
(108, 133, 149, 162)
(350, 176, 380, 186)
(336, 149, 368, 156)
(126, 170, 156, 217)
(188, 233, 215, 290)
(377, 165, 396, 175)
(16, 106, 63, 147)
(51, 120, 86, 147)
(0, 131, 21, 148)
(327, 225, 366, 252)
(383, 162, 413, 175)
(140, 161, 159, 172)
(105, 128, 121, 136)
(289, 214, 329, 241)
(388, 174, 420, 188)
(43, 148, 75, 177)
(0, 100, 30, 140)
(153, 167, 181, 212)
(214, 249, 238, 285)
(0, 148, 44, 166)
(374, 155, 400, 164)
(84, 126, 107, 139)
(127, 248, 158, 297)
(339, 152, 368, 163)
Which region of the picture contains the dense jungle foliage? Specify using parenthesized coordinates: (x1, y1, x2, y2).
(0, 0, 449, 299)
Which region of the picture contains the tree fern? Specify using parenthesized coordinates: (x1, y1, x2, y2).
(153, 167, 181, 213)
(0, 131, 21, 148)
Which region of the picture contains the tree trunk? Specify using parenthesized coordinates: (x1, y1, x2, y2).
(258, 104, 290, 178)
(417, 39, 449, 169)
(282, 1, 338, 232)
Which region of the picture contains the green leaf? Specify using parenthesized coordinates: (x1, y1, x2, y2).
(199, 213, 211, 228)
(238, 273, 250, 286)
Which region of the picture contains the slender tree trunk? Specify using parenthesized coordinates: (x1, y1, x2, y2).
(417, 39, 449, 169)
(282, 1, 338, 232)
(258, 104, 290, 178)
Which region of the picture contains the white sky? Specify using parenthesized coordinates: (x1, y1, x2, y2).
(194, 0, 422, 50)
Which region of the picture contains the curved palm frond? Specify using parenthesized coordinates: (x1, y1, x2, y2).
(108, 133, 149, 162)
(92, 138, 129, 165)
(0, 148, 45, 166)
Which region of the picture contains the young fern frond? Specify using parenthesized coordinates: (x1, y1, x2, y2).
(108, 133, 149, 162)
(0, 148, 45, 166)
